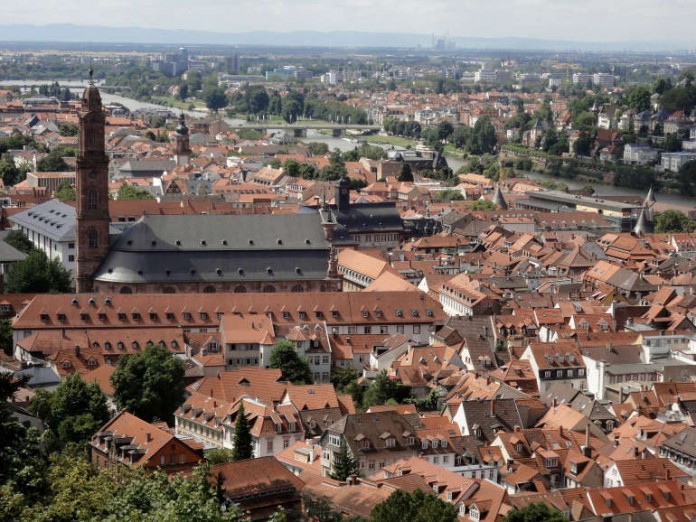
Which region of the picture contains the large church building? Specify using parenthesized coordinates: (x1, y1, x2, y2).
(74, 79, 341, 294)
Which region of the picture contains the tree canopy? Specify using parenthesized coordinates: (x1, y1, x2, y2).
(4, 249, 72, 294)
(504, 502, 570, 522)
(54, 182, 76, 202)
(369, 489, 458, 522)
(269, 340, 313, 385)
(4, 230, 34, 254)
(37, 149, 72, 172)
(654, 209, 696, 233)
(110, 343, 185, 424)
(117, 183, 154, 200)
(29, 373, 109, 450)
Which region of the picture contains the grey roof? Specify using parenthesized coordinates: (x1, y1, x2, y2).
(10, 200, 76, 242)
(0, 240, 26, 263)
(14, 366, 61, 387)
(93, 213, 333, 284)
(118, 160, 175, 176)
(322, 202, 403, 243)
(460, 398, 523, 443)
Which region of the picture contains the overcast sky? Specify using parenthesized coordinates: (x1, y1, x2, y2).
(3, 0, 695, 44)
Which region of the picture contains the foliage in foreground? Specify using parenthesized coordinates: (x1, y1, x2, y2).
(0, 451, 247, 522)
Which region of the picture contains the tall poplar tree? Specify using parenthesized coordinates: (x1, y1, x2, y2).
(231, 403, 253, 461)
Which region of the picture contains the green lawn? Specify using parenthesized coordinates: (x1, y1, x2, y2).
(151, 96, 206, 110)
(363, 134, 415, 148)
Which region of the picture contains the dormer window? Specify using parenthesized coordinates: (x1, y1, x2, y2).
(61, 361, 71, 369)
(132, 313, 140, 320)
(199, 312, 208, 320)
(40, 313, 49, 321)
(361, 439, 371, 450)
(117, 313, 126, 321)
(166, 312, 175, 321)
(331, 310, 339, 319)
(422, 440, 429, 449)
(182, 312, 191, 321)
(385, 437, 395, 448)
(149, 313, 157, 321)
(57, 313, 67, 322)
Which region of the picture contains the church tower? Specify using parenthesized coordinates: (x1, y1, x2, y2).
(172, 113, 191, 166)
(76, 69, 110, 293)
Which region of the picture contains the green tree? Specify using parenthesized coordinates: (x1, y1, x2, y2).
(37, 149, 71, 172)
(203, 85, 228, 113)
(678, 160, 696, 196)
(54, 182, 75, 202)
(468, 116, 497, 155)
(5, 250, 72, 293)
(624, 86, 651, 112)
(370, 489, 458, 522)
(29, 373, 109, 449)
(177, 82, 189, 101)
(331, 366, 360, 393)
(664, 133, 682, 152)
(270, 340, 313, 385)
(362, 371, 411, 408)
(654, 209, 696, 233)
(111, 343, 185, 424)
(504, 502, 570, 522)
(205, 448, 236, 465)
(329, 442, 359, 481)
(573, 132, 593, 157)
(0, 319, 12, 356)
(466, 199, 496, 211)
(307, 142, 330, 156)
(4, 230, 33, 254)
(0, 158, 21, 186)
(118, 183, 154, 200)
(231, 403, 253, 461)
(398, 162, 413, 182)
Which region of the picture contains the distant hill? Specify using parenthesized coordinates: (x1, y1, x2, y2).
(0, 24, 685, 52)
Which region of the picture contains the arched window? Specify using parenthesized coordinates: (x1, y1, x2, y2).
(88, 190, 98, 209)
(262, 285, 276, 293)
(88, 229, 98, 249)
(234, 285, 246, 293)
(120, 286, 133, 294)
(202, 286, 216, 294)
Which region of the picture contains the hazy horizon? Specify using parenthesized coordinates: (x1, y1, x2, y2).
(1, 0, 695, 46)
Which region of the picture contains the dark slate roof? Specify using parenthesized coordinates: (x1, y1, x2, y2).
(10, 200, 76, 242)
(461, 398, 522, 444)
(321, 203, 403, 243)
(93, 213, 332, 284)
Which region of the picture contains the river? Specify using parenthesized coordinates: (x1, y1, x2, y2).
(65, 93, 696, 212)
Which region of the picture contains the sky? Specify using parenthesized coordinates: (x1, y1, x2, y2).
(2, 0, 695, 44)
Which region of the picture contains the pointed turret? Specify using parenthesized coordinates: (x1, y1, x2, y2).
(644, 186, 656, 207)
(492, 184, 508, 210)
(632, 206, 649, 236)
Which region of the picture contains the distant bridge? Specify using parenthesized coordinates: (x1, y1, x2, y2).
(226, 123, 381, 137)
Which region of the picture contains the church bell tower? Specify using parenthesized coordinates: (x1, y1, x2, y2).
(75, 69, 110, 293)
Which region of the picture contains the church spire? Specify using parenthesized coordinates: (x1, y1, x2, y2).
(632, 206, 649, 236)
(76, 70, 110, 293)
(492, 184, 508, 210)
